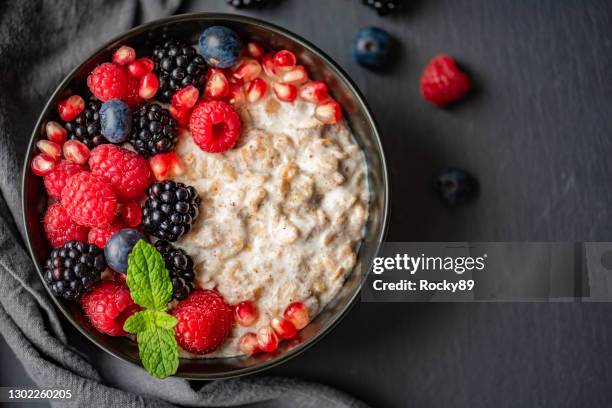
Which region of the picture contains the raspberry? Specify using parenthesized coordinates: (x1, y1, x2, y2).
(420, 55, 472, 107)
(43, 160, 86, 198)
(87, 63, 129, 102)
(172, 290, 233, 354)
(88, 219, 126, 248)
(61, 172, 117, 227)
(43, 203, 89, 248)
(189, 101, 241, 153)
(88, 145, 150, 201)
(81, 281, 140, 336)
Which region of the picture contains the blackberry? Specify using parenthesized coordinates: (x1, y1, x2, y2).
(155, 240, 196, 301)
(129, 103, 178, 157)
(226, 0, 268, 9)
(64, 100, 107, 149)
(362, 0, 400, 16)
(152, 39, 206, 102)
(142, 180, 200, 242)
(43, 241, 106, 301)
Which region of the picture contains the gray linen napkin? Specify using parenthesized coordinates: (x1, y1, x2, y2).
(0, 1, 368, 407)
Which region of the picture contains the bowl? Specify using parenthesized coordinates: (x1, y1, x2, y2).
(21, 13, 389, 379)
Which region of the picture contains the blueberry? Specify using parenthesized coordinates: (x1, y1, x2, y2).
(104, 228, 146, 273)
(198, 26, 242, 68)
(352, 27, 391, 68)
(99, 99, 131, 143)
(435, 168, 478, 206)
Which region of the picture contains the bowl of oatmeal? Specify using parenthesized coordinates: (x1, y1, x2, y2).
(22, 14, 389, 379)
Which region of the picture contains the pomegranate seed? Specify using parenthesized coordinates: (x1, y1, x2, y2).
(239, 332, 261, 356)
(283, 302, 309, 330)
(246, 78, 268, 103)
(45, 121, 67, 144)
(169, 105, 192, 126)
(57, 95, 85, 122)
(314, 99, 342, 125)
(31, 153, 56, 176)
(172, 85, 199, 110)
(234, 300, 259, 326)
(112, 45, 136, 66)
(233, 59, 262, 84)
(149, 152, 184, 181)
(119, 201, 142, 227)
(271, 316, 297, 340)
(228, 82, 246, 106)
(262, 53, 279, 79)
(205, 68, 230, 100)
(273, 82, 297, 102)
(257, 326, 279, 353)
(127, 58, 154, 77)
(247, 42, 265, 60)
(36, 140, 61, 161)
(62, 140, 90, 164)
(273, 50, 296, 71)
(138, 72, 159, 99)
(299, 81, 329, 104)
(279, 65, 308, 85)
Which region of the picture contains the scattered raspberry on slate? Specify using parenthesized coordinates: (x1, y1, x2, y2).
(420, 55, 472, 107)
(44, 203, 90, 248)
(81, 281, 140, 336)
(88, 220, 126, 249)
(43, 159, 86, 198)
(190, 100, 241, 153)
(61, 172, 117, 227)
(87, 62, 129, 102)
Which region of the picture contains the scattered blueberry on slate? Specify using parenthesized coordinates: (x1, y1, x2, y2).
(226, 0, 269, 9)
(104, 228, 146, 273)
(99, 99, 131, 143)
(198, 26, 243, 69)
(362, 0, 401, 16)
(435, 168, 478, 206)
(352, 27, 392, 68)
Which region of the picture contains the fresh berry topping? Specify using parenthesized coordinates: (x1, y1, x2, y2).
(314, 99, 342, 124)
(138, 72, 159, 100)
(62, 140, 90, 164)
(435, 167, 478, 206)
(142, 180, 200, 242)
(88, 144, 150, 201)
(172, 85, 200, 110)
(123, 75, 145, 108)
(87, 63, 129, 102)
(104, 228, 145, 273)
(43, 160, 86, 198)
(232, 59, 262, 84)
(149, 152, 185, 181)
(420, 55, 472, 107)
(119, 201, 142, 227)
(127, 57, 154, 78)
(36, 140, 61, 161)
(45, 121, 68, 144)
(273, 50, 296, 71)
(154, 240, 196, 301)
(44, 203, 89, 248)
(299, 81, 329, 104)
(190, 101, 241, 153)
(226, 0, 268, 9)
(362, 0, 400, 16)
(238, 332, 261, 356)
(152, 39, 206, 102)
(64, 100, 106, 148)
(352, 27, 392, 68)
(58, 95, 85, 122)
(235, 300, 258, 326)
(31, 153, 56, 176)
(88, 220, 126, 249)
(246, 42, 265, 59)
(169, 105, 192, 126)
(112, 46, 136, 66)
(245, 78, 268, 103)
(262, 53, 280, 80)
(99, 99, 132, 143)
(61, 172, 117, 227)
(172, 289, 234, 354)
(129, 104, 178, 157)
(43, 240, 105, 300)
(272, 82, 298, 102)
(279, 65, 308, 85)
(257, 326, 279, 352)
(198, 26, 242, 69)
(271, 316, 297, 340)
(204, 69, 230, 100)
(227, 81, 246, 106)
(283, 301, 309, 330)
(81, 281, 139, 336)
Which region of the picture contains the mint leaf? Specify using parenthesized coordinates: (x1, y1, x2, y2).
(137, 327, 179, 379)
(126, 240, 173, 310)
(124, 310, 178, 334)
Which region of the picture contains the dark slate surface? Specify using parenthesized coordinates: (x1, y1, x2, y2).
(3, 1, 612, 407)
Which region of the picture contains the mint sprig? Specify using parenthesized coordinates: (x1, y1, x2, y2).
(123, 240, 179, 379)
